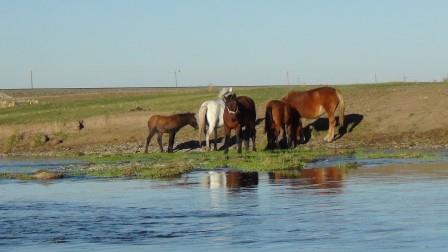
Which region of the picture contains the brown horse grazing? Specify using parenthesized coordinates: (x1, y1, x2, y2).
(223, 94, 257, 154)
(144, 113, 198, 153)
(282, 87, 345, 142)
(264, 100, 301, 149)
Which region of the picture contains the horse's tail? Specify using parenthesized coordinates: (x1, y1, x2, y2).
(336, 89, 345, 127)
(197, 103, 208, 146)
(264, 104, 273, 134)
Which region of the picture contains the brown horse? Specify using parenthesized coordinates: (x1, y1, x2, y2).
(268, 166, 345, 189)
(264, 100, 301, 149)
(282, 87, 345, 142)
(144, 113, 198, 153)
(223, 94, 257, 154)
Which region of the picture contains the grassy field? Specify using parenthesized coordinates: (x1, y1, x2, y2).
(1, 82, 447, 179)
(0, 86, 303, 125)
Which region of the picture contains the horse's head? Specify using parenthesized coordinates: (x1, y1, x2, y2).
(218, 87, 234, 99)
(188, 113, 199, 129)
(224, 94, 239, 115)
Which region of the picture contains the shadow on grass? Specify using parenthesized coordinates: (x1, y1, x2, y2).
(301, 113, 364, 144)
(175, 118, 264, 152)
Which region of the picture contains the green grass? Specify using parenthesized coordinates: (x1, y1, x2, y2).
(0, 85, 293, 126)
(0, 91, 207, 125)
(0, 147, 440, 180)
(71, 148, 334, 179)
(2, 82, 442, 126)
(0, 172, 34, 180)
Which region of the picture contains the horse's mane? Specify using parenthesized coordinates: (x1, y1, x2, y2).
(218, 87, 233, 99)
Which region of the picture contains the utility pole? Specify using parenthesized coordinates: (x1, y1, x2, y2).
(374, 72, 377, 83)
(30, 70, 34, 89)
(403, 73, 407, 82)
(286, 71, 290, 85)
(174, 69, 181, 88)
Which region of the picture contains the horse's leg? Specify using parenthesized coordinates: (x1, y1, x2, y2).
(325, 110, 336, 142)
(205, 128, 211, 151)
(251, 123, 257, 151)
(291, 124, 298, 148)
(296, 124, 303, 146)
(280, 124, 288, 148)
(265, 128, 271, 150)
(213, 128, 218, 151)
(272, 128, 278, 149)
(144, 129, 156, 153)
(236, 126, 242, 154)
(279, 124, 286, 148)
(157, 133, 164, 152)
(168, 131, 176, 153)
(206, 121, 216, 151)
(243, 128, 250, 151)
(285, 125, 291, 148)
(329, 115, 336, 142)
(223, 127, 231, 155)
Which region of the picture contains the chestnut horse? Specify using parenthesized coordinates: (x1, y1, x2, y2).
(144, 113, 198, 153)
(264, 100, 301, 149)
(282, 87, 345, 142)
(223, 94, 257, 154)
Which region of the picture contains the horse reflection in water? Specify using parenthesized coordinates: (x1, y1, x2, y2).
(203, 170, 259, 208)
(203, 170, 259, 189)
(268, 166, 346, 191)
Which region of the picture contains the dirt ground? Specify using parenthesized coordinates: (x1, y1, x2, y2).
(1, 83, 448, 155)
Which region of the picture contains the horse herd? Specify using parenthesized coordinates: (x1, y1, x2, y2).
(144, 86, 345, 154)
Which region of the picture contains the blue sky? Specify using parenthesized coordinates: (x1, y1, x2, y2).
(1, 0, 447, 88)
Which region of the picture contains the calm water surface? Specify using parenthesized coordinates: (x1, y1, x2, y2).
(1, 159, 448, 251)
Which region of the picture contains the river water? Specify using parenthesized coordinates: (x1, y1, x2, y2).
(1, 158, 448, 251)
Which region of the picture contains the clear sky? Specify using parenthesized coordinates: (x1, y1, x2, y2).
(1, 0, 447, 88)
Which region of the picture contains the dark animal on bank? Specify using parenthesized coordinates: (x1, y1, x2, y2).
(144, 113, 198, 153)
(223, 94, 257, 154)
(282, 87, 345, 142)
(264, 100, 301, 149)
(78, 120, 84, 131)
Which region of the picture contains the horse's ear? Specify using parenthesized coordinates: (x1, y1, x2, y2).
(218, 87, 229, 99)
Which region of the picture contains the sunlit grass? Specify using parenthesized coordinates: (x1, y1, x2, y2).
(71, 148, 335, 179)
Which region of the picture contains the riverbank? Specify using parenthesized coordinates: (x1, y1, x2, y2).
(1, 82, 448, 155)
(0, 148, 443, 180)
(1, 82, 448, 178)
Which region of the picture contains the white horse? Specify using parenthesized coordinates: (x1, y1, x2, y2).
(198, 87, 233, 150)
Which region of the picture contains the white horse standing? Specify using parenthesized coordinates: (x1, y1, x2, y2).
(198, 87, 233, 150)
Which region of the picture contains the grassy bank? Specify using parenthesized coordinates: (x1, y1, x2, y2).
(75, 149, 334, 179)
(0, 148, 443, 180)
(2, 82, 448, 155)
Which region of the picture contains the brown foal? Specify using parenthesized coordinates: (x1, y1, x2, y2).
(144, 113, 198, 153)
